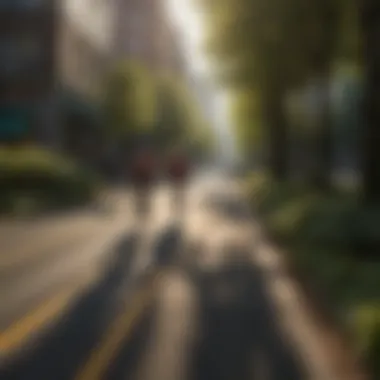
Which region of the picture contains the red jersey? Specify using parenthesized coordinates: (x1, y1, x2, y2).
(131, 151, 155, 183)
(168, 155, 189, 180)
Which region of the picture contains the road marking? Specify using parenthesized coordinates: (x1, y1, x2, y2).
(0, 287, 78, 356)
(134, 271, 198, 380)
(74, 272, 160, 380)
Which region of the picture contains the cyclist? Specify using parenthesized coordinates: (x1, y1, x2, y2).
(130, 147, 156, 221)
(167, 147, 190, 217)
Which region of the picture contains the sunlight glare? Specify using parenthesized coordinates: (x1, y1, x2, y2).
(166, 0, 206, 73)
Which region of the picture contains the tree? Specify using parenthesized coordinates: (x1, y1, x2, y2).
(103, 60, 157, 140)
(297, 0, 340, 189)
(197, 0, 317, 180)
(103, 60, 214, 167)
(188, 117, 216, 161)
(360, 0, 380, 202)
(228, 89, 263, 162)
(155, 75, 189, 149)
(155, 74, 214, 156)
(195, 0, 350, 187)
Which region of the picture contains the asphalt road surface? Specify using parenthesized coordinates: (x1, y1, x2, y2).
(0, 171, 362, 380)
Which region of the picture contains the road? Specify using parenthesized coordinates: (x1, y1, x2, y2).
(0, 171, 364, 380)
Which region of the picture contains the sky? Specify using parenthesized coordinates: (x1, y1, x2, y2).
(166, 0, 207, 74)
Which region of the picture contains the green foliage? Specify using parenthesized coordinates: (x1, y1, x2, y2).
(247, 172, 380, 251)
(104, 60, 157, 138)
(195, 0, 358, 180)
(0, 147, 99, 214)
(246, 172, 312, 215)
(156, 74, 214, 153)
(350, 304, 380, 376)
(103, 61, 215, 155)
(335, 0, 361, 63)
(245, 172, 380, 375)
(229, 90, 263, 156)
(156, 75, 190, 148)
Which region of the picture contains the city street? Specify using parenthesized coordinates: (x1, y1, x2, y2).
(0, 172, 361, 380)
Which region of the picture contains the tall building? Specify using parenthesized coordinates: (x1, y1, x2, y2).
(161, 24, 187, 75)
(112, 0, 187, 75)
(0, 0, 115, 148)
(0, 0, 59, 146)
(58, 0, 115, 164)
(60, 0, 114, 99)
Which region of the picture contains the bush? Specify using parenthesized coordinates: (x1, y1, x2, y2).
(246, 172, 312, 214)
(350, 304, 380, 377)
(246, 172, 380, 253)
(296, 195, 358, 248)
(0, 147, 99, 214)
(266, 195, 317, 242)
(246, 171, 380, 377)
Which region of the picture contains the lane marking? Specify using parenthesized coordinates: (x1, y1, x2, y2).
(134, 271, 198, 380)
(74, 272, 160, 380)
(0, 225, 127, 358)
(0, 287, 79, 356)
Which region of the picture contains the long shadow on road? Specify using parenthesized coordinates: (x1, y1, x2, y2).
(1, 224, 186, 380)
(1, 232, 139, 380)
(192, 255, 307, 380)
(103, 224, 184, 380)
(151, 223, 183, 267)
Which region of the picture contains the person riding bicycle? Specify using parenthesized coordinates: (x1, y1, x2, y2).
(130, 147, 156, 219)
(167, 147, 190, 216)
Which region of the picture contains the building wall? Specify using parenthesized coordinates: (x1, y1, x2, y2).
(0, 2, 59, 146)
(112, 0, 185, 74)
(113, 0, 153, 63)
(59, 20, 108, 99)
(0, 1, 114, 149)
(65, 0, 114, 53)
(160, 25, 187, 75)
(0, 0, 187, 147)
(60, 0, 113, 99)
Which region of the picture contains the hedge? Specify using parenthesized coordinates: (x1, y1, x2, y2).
(0, 147, 100, 214)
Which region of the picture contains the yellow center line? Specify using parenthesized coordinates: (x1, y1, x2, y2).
(74, 272, 161, 380)
(0, 287, 79, 355)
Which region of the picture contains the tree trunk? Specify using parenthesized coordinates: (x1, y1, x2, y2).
(361, 0, 380, 202)
(312, 75, 333, 190)
(263, 89, 288, 181)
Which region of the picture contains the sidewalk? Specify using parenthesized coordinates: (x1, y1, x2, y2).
(211, 178, 369, 380)
(250, 221, 369, 380)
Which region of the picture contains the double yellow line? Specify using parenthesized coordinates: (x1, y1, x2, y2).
(0, 267, 160, 380)
(74, 272, 159, 380)
(0, 288, 79, 356)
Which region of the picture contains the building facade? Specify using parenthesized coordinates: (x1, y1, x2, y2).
(57, 0, 115, 166)
(60, 0, 114, 99)
(112, 0, 187, 75)
(162, 27, 187, 75)
(0, 0, 187, 149)
(0, 0, 116, 149)
(0, 0, 59, 146)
